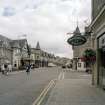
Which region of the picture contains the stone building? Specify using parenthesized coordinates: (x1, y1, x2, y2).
(72, 26, 92, 71)
(0, 35, 13, 66)
(0, 35, 29, 70)
(91, 0, 105, 88)
(11, 39, 28, 69)
(31, 42, 56, 67)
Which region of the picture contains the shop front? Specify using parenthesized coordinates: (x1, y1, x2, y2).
(98, 33, 105, 88)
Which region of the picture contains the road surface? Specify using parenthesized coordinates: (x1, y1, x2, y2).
(0, 67, 60, 105)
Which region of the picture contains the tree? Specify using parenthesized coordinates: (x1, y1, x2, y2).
(81, 49, 96, 65)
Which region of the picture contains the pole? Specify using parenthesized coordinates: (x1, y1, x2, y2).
(91, 34, 95, 85)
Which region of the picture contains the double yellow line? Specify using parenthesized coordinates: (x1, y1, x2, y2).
(58, 72, 65, 80)
(32, 80, 56, 105)
(32, 72, 64, 105)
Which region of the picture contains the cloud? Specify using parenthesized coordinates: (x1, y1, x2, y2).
(0, 0, 91, 58)
(2, 7, 16, 16)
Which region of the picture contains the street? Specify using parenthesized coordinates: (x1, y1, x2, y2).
(0, 67, 60, 105)
(0, 67, 105, 105)
(0, 0, 104, 105)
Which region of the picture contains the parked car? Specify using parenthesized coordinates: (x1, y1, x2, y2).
(62, 65, 66, 68)
(48, 63, 56, 67)
(85, 67, 92, 73)
(67, 65, 71, 68)
(67, 64, 72, 68)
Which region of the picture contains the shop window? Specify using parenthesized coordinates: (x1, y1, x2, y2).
(37, 56, 39, 59)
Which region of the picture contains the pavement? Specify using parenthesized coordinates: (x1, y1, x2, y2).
(45, 71, 105, 105)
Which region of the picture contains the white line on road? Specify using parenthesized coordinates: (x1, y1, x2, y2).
(58, 72, 62, 80)
(62, 72, 65, 79)
(32, 80, 55, 105)
(58, 72, 65, 80)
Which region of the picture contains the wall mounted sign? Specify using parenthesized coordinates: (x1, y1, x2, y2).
(67, 35, 87, 46)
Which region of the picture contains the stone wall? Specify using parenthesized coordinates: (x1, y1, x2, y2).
(73, 35, 92, 58)
(91, 2, 105, 86)
(92, 0, 105, 20)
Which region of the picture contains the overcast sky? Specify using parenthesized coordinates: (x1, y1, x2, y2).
(0, 0, 91, 58)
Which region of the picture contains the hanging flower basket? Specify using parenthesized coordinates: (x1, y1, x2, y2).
(81, 49, 96, 63)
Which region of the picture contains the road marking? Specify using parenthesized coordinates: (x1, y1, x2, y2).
(58, 72, 65, 80)
(58, 72, 62, 80)
(62, 72, 65, 79)
(32, 80, 55, 105)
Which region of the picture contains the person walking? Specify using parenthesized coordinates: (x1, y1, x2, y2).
(4, 64, 8, 75)
(1, 64, 5, 75)
(26, 64, 31, 75)
(8, 64, 12, 72)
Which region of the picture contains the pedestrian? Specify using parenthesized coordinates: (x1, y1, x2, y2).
(8, 64, 12, 72)
(1, 64, 5, 75)
(26, 64, 30, 74)
(4, 64, 8, 75)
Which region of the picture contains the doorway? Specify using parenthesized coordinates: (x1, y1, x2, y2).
(98, 33, 105, 88)
(100, 48, 105, 87)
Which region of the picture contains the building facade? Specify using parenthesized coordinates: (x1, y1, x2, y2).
(31, 42, 56, 67)
(0, 35, 13, 66)
(0, 35, 29, 70)
(91, 0, 105, 88)
(11, 39, 29, 69)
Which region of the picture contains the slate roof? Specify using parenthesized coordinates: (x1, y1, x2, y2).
(73, 26, 81, 36)
(0, 35, 27, 49)
(0, 35, 11, 42)
(0, 35, 11, 48)
(11, 39, 27, 48)
(36, 41, 40, 50)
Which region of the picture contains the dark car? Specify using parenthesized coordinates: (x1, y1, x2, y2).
(62, 65, 66, 68)
(67, 64, 72, 68)
(67, 65, 71, 68)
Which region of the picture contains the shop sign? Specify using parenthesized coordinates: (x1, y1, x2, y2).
(67, 35, 87, 46)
